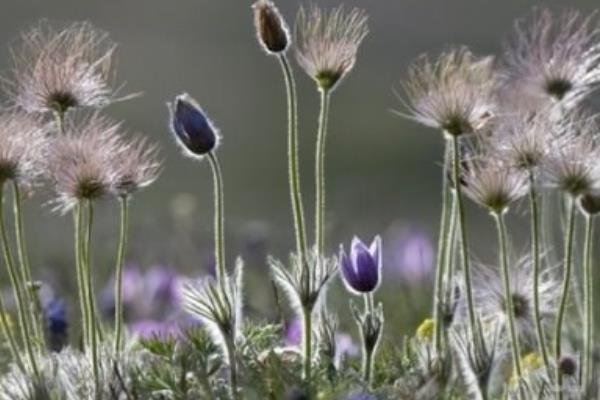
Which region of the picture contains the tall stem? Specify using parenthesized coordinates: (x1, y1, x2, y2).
(11, 182, 44, 349)
(493, 212, 522, 381)
(302, 305, 313, 381)
(0, 185, 39, 377)
(74, 204, 89, 348)
(433, 143, 451, 353)
(444, 192, 457, 306)
(450, 135, 477, 339)
(225, 336, 239, 400)
(113, 197, 130, 355)
(0, 289, 25, 373)
(207, 152, 226, 285)
(554, 199, 575, 400)
(278, 54, 308, 259)
(84, 200, 99, 397)
(362, 293, 375, 386)
(315, 88, 331, 255)
(582, 214, 594, 393)
(528, 174, 550, 372)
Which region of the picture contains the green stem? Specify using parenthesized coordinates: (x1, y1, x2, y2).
(582, 214, 594, 393)
(74, 204, 89, 349)
(278, 54, 308, 259)
(0, 185, 39, 378)
(114, 197, 130, 355)
(207, 152, 226, 285)
(315, 88, 331, 255)
(0, 292, 26, 373)
(362, 293, 375, 387)
(554, 199, 575, 400)
(528, 175, 550, 372)
(83, 200, 99, 397)
(450, 135, 477, 339)
(493, 212, 522, 381)
(444, 191, 457, 307)
(225, 336, 239, 400)
(53, 110, 65, 135)
(302, 305, 312, 381)
(11, 182, 44, 350)
(433, 143, 451, 353)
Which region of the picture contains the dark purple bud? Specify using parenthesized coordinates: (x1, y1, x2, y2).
(168, 93, 219, 158)
(252, 0, 290, 54)
(558, 355, 577, 376)
(339, 236, 382, 294)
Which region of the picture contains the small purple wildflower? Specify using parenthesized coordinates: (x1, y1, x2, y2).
(284, 317, 302, 347)
(168, 93, 219, 158)
(339, 236, 382, 294)
(386, 227, 434, 283)
(44, 298, 68, 351)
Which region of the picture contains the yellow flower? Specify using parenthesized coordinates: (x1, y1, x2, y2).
(0, 313, 13, 331)
(521, 352, 543, 372)
(416, 318, 435, 341)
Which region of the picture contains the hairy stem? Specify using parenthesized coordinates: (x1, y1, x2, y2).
(493, 212, 522, 381)
(207, 152, 226, 286)
(84, 200, 100, 397)
(0, 185, 39, 378)
(362, 293, 376, 387)
(450, 135, 477, 339)
(0, 287, 25, 373)
(74, 204, 89, 349)
(278, 54, 308, 259)
(582, 214, 595, 393)
(225, 335, 239, 400)
(302, 305, 313, 381)
(528, 174, 550, 372)
(433, 143, 451, 353)
(114, 196, 130, 355)
(315, 88, 331, 255)
(12, 182, 44, 350)
(554, 199, 575, 400)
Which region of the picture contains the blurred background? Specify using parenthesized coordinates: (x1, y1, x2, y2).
(0, 0, 599, 347)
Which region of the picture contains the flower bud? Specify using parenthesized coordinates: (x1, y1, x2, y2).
(579, 193, 600, 216)
(168, 93, 219, 158)
(252, 0, 290, 55)
(340, 236, 382, 294)
(558, 355, 577, 376)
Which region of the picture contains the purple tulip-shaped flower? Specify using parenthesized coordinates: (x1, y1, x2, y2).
(339, 236, 382, 294)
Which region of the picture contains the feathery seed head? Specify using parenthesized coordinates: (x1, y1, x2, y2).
(112, 134, 161, 198)
(462, 157, 528, 214)
(46, 114, 123, 212)
(4, 21, 122, 115)
(295, 5, 368, 91)
(401, 48, 497, 137)
(0, 111, 49, 187)
(542, 114, 600, 196)
(253, 0, 290, 55)
(468, 256, 560, 347)
(501, 9, 600, 110)
(168, 93, 220, 159)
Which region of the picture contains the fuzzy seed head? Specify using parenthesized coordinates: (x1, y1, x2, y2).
(295, 5, 368, 91)
(3, 21, 123, 115)
(46, 114, 123, 212)
(462, 157, 528, 214)
(112, 135, 161, 197)
(0, 111, 49, 188)
(401, 47, 496, 137)
(253, 0, 290, 55)
(501, 9, 600, 111)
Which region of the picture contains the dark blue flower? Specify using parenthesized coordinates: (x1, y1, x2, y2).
(168, 93, 219, 157)
(44, 298, 68, 351)
(339, 236, 382, 294)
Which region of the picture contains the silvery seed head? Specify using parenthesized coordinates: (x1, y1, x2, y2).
(4, 21, 124, 115)
(167, 93, 220, 159)
(253, 0, 290, 55)
(112, 134, 161, 198)
(541, 113, 600, 197)
(0, 111, 49, 188)
(45, 114, 123, 213)
(501, 9, 600, 111)
(467, 256, 560, 348)
(462, 156, 528, 215)
(295, 5, 368, 91)
(401, 47, 496, 137)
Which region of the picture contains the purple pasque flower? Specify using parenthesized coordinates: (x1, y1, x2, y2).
(339, 236, 382, 294)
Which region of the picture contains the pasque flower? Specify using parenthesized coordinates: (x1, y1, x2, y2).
(339, 236, 382, 294)
(253, 0, 290, 55)
(168, 93, 220, 159)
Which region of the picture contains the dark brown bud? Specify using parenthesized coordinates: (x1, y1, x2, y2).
(558, 355, 577, 376)
(253, 0, 290, 55)
(579, 193, 600, 216)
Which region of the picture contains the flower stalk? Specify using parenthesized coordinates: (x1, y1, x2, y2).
(582, 213, 595, 393)
(315, 87, 331, 254)
(207, 152, 227, 286)
(113, 196, 130, 355)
